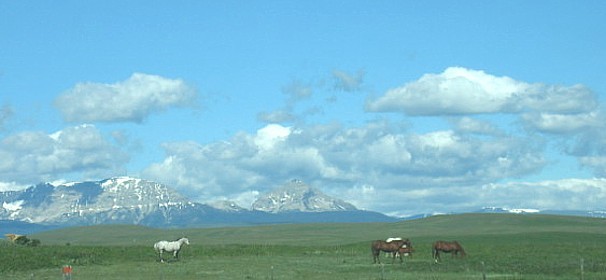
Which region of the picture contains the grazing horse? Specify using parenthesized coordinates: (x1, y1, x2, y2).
(371, 238, 412, 264)
(154, 237, 190, 263)
(432, 240, 466, 263)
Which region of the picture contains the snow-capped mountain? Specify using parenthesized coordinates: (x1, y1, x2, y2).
(0, 177, 198, 225)
(479, 207, 540, 214)
(476, 207, 606, 218)
(252, 179, 357, 213)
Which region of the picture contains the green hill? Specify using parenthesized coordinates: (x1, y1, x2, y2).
(31, 213, 606, 246)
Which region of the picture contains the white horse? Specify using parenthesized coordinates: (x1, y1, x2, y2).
(154, 237, 190, 263)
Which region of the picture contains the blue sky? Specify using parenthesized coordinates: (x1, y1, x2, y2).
(1, 1, 605, 216)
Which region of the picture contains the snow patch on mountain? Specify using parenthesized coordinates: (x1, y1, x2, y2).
(3, 200, 24, 211)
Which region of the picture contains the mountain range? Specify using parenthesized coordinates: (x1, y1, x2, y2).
(0, 177, 396, 234)
(2, 177, 605, 236)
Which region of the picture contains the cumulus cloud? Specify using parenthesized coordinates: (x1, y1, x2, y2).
(366, 67, 598, 118)
(366, 67, 525, 115)
(55, 73, 197, 123)
(0, 124, 128, 185)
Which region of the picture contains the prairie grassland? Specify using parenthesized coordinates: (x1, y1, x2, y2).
(2, 214, 606, 279)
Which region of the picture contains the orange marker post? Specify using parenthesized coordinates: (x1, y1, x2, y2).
(62, 265, 73, 280)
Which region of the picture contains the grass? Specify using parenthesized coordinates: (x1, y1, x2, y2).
(2, 213, 606, 279)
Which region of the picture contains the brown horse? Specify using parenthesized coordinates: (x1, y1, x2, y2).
(432, 240, 466, 262)
(371, 239, 412, 264)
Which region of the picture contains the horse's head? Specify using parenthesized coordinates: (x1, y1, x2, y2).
(182, 237, 190, 245)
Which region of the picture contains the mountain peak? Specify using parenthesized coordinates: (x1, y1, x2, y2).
(252, 180, 357, 213)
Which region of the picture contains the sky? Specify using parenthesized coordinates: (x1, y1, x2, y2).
(1, 1, 605, 217)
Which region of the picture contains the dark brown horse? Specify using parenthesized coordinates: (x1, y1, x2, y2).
(432, 240, 466, 262)
(371, 238, 412, 264)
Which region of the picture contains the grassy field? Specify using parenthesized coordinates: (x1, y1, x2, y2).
(2, 213, 606, 279)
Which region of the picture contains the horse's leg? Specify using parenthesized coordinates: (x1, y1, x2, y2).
(373, 249, 380, 264)
(159, 250, 164, 263)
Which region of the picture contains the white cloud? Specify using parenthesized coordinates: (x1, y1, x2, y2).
(366, 67, 527, 115)
(0, 124, 128, 185)
(366, 67, 597, 119)
(254, 124, 291, 150)
(55, 73, 197, 123)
